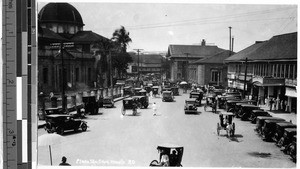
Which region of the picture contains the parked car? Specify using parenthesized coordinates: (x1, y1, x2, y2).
(44, 114, 88, 135)
(284, 135, 296, 162)
(262, 120, 290, 141)
(133, 95, 149, 108)
(255, 116, 285, 134)
(162, 91, 174, 102)
(225, 100, 248, 112)
(103, 97, 114, 108)
(277, 128, 297, 148)
(249, 110, 271, 123)
(184, 98, 197, 114)
(236, 104, 260, 120)
(273, 122, 296, 143)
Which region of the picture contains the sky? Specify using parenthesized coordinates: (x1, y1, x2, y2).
(37, 0, 298, 54)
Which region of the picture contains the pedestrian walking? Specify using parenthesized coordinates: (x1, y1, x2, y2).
(153, 102, 157, 116)
(269, 98, 274, 111)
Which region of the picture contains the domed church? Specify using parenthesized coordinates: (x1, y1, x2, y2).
(38, 3, 108, 94)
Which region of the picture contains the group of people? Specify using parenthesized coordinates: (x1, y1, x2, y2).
(257, 96, 288, 111)
(157, 149, 181, 167)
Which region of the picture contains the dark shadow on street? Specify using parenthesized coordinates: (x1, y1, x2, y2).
(60, 129, 91, 137)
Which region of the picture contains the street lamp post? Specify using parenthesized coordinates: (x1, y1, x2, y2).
(133, 49, 143, 87)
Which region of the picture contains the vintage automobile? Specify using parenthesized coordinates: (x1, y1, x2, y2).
(44, 114, 88, 135)
(123, 86, 132, 96)
(272, 122, 296, 143)
(216, 95, 239, 109)
(236, 104, 260, 120)
(102, 96, 115, 108)
(249, 110, 271, 123)
(277, 128, 297, 148)
(217, 112, 235, 137)
(184, 98, 197, 114)
(161, 87, 172, 94)
(204, 94, 217, 113)
(152, 86, 159, 97)
(44, 107, 63, 115)
(82, 95, 99, 115)
(145, 86, 152, 94)
(189, 91, 203, 107)
(225, 100, 248, 112)
(162, 91, 174, 102)
(284, 135, 296, 162)
(150, 144, 184, 167)
(121, 97, 138, 116)
(255, 116, 285, 134)
(133, 88, 142, 96)
(171, 86, 180, 96)
(261, 120, 290, 141)
(133, 95, 149, 108)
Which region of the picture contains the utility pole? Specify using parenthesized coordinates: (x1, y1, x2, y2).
(60, 42, 66, 113)
(133, 49, 143, 86)
(184, 52, 190, 82)
(243, 57, 248, 99)
(229, 26, 232, 52)
(231, 36, 234, 53)
(109, 50, 113, 96)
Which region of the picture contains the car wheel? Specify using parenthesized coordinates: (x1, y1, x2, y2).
(81, 123, 87, 132)
(57, 127, 64, 135)
(133, 109, 137, 116)
(149, 160, 159, 166)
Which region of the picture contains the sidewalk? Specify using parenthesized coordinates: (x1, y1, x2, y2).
(38, 95, 130, 129)
(259, 104, 297, 125)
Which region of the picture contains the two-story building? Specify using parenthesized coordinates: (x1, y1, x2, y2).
(166, 40, 226, 83)
(225, 32, 297, 113)
(38, 3, 109, 94)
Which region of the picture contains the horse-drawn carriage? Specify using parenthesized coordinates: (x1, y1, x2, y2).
(121, 97, 138, 116)
(204, 94, 217, 113)
(217, 112, 235, 137)
(150, 144, 184, 167)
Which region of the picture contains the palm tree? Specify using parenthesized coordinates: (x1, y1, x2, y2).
(111, 26, 132, 53)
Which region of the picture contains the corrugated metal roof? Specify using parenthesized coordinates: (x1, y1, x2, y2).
(225, 32, 297, 62)
(192, 50, 233, 64)
(167, 44, 225, 58)
(71, 31, 108, 43)
(224, 41, 266, 62)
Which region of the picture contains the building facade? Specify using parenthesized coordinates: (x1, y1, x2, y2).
(38, 3, 108, 94)
(191, 50, 233, 87)
(166, 40, 226, 83)
(225, 32, 297, 113)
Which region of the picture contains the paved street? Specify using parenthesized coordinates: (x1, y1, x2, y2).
(38, 90, 296, 167)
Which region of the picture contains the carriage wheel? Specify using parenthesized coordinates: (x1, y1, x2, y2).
(121, 106, 125, 115)
(149, 160, 159, 166)
(217, 123, 220, 136)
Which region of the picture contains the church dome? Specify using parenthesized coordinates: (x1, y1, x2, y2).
(39, 3, 84, 26)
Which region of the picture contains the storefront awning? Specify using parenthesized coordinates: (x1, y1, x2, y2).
(253, 81, 284, 87)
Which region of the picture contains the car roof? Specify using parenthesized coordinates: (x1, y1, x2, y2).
(46, 114, 71, 118)
(220, 112, 235, 116)
(186, 98, 196, 102)
(157, 143, 183, 149)
(276, 122, 296, 127)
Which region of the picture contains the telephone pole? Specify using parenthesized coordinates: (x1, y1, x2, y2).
(133, 49, 143, 84)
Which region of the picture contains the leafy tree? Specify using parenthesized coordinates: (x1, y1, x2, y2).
(111, 26, 132, 53)
(112, 52, 133, 78)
